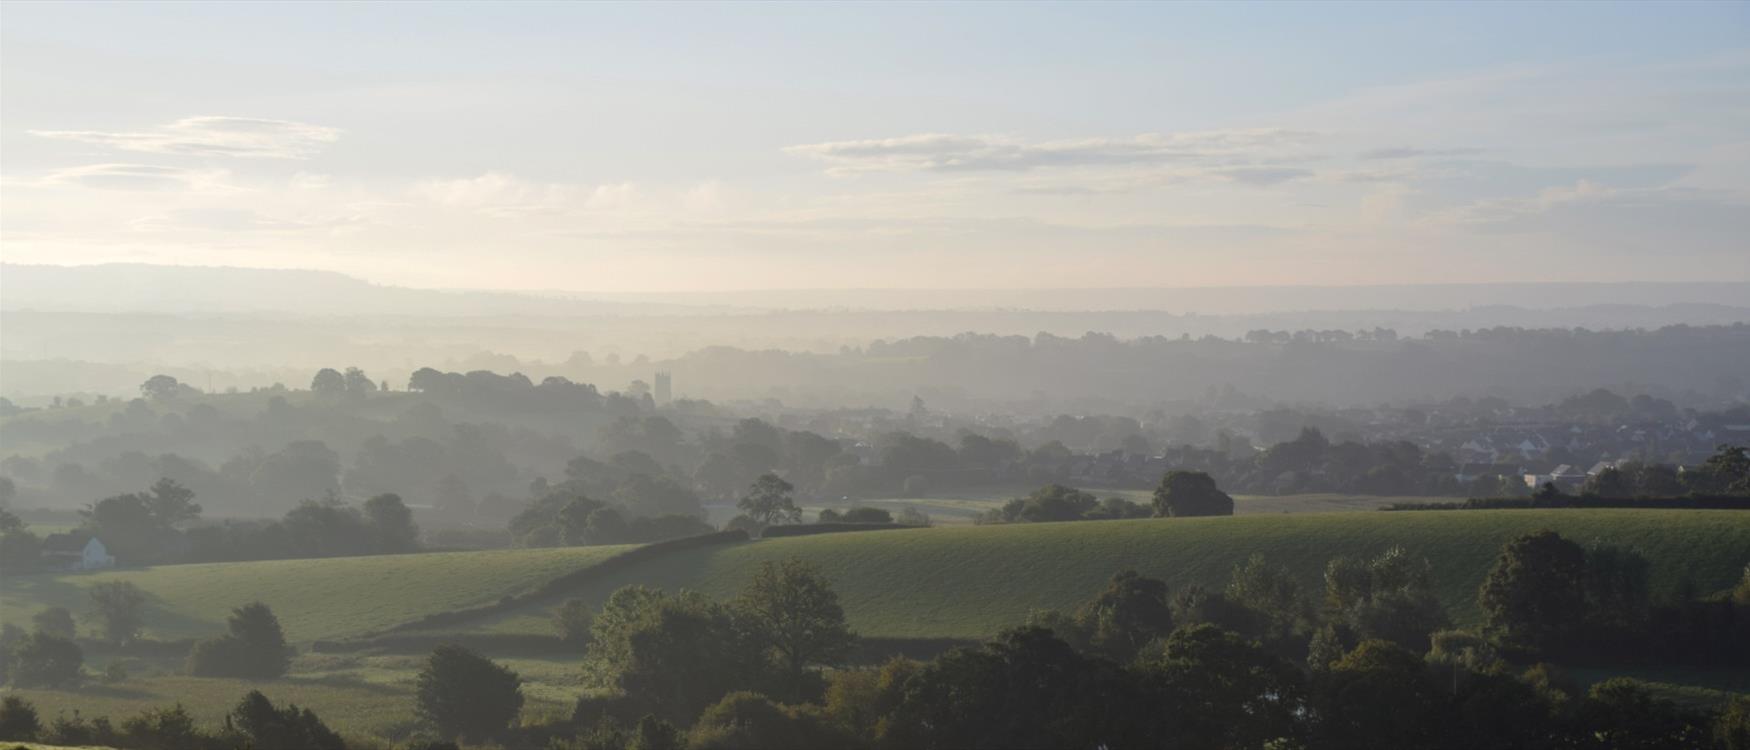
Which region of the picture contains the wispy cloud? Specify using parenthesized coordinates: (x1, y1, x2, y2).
(41, 163, 235, 191)
(31, 116, 341, 159)
(784, 130, 1314, 174)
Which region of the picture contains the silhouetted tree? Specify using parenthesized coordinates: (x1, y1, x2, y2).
(88, 581, 147, 645)
(734, 558, 856, 701)
(416, 645, 523, 743)
(1479, 530, 1587, 653)
(1152, 470, 1234, 517)
(738, 474, 801, 527)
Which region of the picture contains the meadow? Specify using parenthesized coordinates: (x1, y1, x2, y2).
(436, 509, 1750, 640)
(0, 545, 631, 643)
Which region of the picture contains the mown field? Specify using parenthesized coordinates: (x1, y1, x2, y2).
(0, 545, 632, 643)
(446, 509, 1750, 640)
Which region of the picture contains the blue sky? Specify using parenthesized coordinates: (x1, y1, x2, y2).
(2, 1, 1746, 290)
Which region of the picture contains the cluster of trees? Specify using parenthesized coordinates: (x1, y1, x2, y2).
(187, 602, 293, 679)
(0, 581, 151, 689)
(1581, 444, 1750, 498)
(977, 472, 1232, 525)
(0, 480, 424, 572)
(0, 690, 348, 750)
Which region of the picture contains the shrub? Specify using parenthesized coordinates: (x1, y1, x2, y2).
(8, 631, 83, 687)
(415, 644, 523, 743)
(187, 602, 291, 678)
(0, 695, 41, 741)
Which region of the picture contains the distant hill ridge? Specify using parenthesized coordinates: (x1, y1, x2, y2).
(4, 262, 1748, 316)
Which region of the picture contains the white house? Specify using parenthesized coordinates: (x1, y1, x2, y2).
(40, 532, 116, 571)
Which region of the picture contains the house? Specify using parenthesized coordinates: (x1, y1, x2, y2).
(1523, 464, 1586, 490)
(40, 532, 116, 571)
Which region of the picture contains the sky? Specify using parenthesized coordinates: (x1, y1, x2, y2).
(2, 1, 1747, 292)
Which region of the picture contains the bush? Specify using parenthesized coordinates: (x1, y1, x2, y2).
(8, 631, 83, 687)
(0, 695, 41, 741)
(555, 599, 594, 644)
(415, 644, 523, 743)
(686, 691, 850, 750)
(187, 602, 292, 678)
(229, 690, 346, 750)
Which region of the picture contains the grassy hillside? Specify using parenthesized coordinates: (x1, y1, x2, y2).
(455, 510, 1750, 640)
(4, 511, 1746, 647)
(0, 545, 631, 642)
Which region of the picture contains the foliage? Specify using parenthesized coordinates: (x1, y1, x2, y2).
(1142, 624, 1307, 749)
(685, 691, 851, 750)
(0, 695, 40, 741)
(1478, 529, 1588, 653)
(738, 474, 801, 527)
(187, 602, 292, 678)
(414, 644, 524, 743)
(227, 690, 346, 750)
(582, 586, 765, 725)
(89, 580, 148, 644)
(1323, 546, 1449, 652)
(732, 557, 856, 701)
(7, 631, 82, 687)
(1152, 470, 1234, 517)
(30, 607, 75, 640)
(555, 598, 595, 644)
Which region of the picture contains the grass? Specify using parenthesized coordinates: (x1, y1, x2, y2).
(0, 545, 633, 643)
(5, 510, 1744, 645)
(6, 652, 584, 741)
(448, 509, 1750, 640)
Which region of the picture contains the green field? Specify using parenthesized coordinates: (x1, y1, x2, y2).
(443, 509, 1750, 640)
(6, 511, 1746, 645)
(3, 509, 1746, 741)
(0, 545, 632, 643)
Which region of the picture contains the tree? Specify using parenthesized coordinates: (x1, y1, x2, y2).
(1077, 570, 1174, 662)
(1152, 470, 1234, 517)
(310, 368, 345, 395)
(1323, 546, 1449, 653)
(0, 476, 15, 509)
(415, 644, 524, 743)
(228, 690, 346, 750)
(342, 367, 377, 395)
(1143, 624, 1307, 749)
(734, 558, 856, 701)
(1312, 639, 1441, 748)
(0, 695, 40, 741)
(188, 602, 291, 678)
(363, 493, 420, 553)
(1478, 530, 1587, 653)
(686, 692, 848, 750)
(884, 627, 1145, 749)
(31, 607, 75, 640)
(89, 581, 147, 645)
(738, 474, 801, 527)
(8, 631, 83, 687)
(582, 586, 764, 724)
(144, 478, 202, 526)
(1718, 695, 1750, 750)
(555, 598, 593, 644)
(1227, 553, 1307, 644)
(140, 374, 183, 401)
